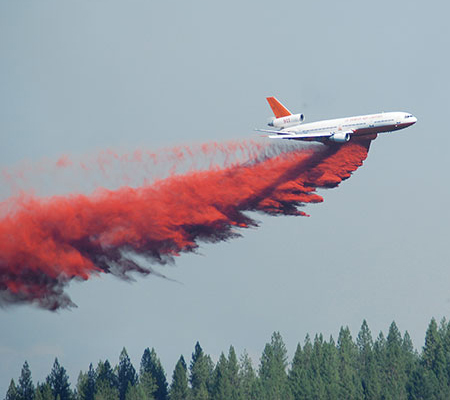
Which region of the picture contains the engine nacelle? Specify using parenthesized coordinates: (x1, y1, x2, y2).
(268, 113, 305, 128)
(329, 132, 351, 143)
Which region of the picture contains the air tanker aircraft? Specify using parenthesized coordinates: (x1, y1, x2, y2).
(256, 97, 417, 143)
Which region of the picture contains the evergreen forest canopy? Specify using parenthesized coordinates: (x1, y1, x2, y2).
(5, 318, 450, 400)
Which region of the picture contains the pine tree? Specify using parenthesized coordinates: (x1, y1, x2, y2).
(77, 364, 96, 400)
(35, 387, 43, 400)
(238, 351, 258, 400)
(118, 348, 138, 400)
(211, 353, 231, 400)
(440, 318, 450, 387)
(321, 336, 339, 400)
(210, 348, 240, 400)
(86, 364, 96, 400)
(190, 342, 211, 400)
(373, 331, 386, 369)
(227, 346, 240, 400)
(288, 344, 300, 400)
(77, 372, 88, 400)
(337, 327, 362, 400)
(310, 334, 326, 399)
(409, 366, 437, 400)
(356, 320, 381, 400)
(139, 371, 156, 400)
(420, 318, 448, 399)
(35, 383, 53, 400)
(259, 331, 290, 400)
(288, 334, 316, 400)
(382, 321, 408, 400)
(140, 348, 168, 400)
(96, 360, 117, 389)
(423, 319, 445, 374)
(125, 382, 146, 400)
(169, 356, 189, 400)
(301, 335, 315, 400)
(94, 384, 119, 400)
(12, 319, 450, 400)
(17, 361, 35, 400)
(5, 379, 18, 400)
(47, 358, 73, 400)
(288, 344, 306, 400)
(95, 360, 119, 400)
(403, 330, 419, 399)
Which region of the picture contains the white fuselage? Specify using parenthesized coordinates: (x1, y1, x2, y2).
(280, 111, 417, 141)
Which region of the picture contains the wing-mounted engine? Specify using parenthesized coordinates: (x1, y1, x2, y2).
(329, 131, 351, 143)
(268, 113, 305, 128)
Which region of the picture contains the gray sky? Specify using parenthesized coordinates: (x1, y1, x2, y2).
(1, 0, 450, 395)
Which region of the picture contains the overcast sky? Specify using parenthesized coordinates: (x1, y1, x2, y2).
(1, 0, 450, 395)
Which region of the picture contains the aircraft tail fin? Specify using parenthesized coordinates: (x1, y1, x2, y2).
(266, 97, 292, 118)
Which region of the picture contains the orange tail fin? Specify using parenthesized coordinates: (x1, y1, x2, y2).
(266, 97, 292, 118)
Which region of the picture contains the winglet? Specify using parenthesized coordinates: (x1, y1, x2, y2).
(266, 97, 291, 118)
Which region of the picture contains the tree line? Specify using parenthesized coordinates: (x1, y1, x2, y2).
(5, 317, 450, 400)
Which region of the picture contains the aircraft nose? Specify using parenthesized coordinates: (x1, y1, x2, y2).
(411, 115, 417, 124)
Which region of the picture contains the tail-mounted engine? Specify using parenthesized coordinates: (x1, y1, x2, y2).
(268, 113, 305, 128)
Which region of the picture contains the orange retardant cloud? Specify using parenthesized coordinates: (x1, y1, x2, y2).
(0, 139, 372, 310)
(56, 155, 72, 168)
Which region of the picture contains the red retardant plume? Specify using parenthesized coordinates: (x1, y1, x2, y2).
(0, 139, 373, 310)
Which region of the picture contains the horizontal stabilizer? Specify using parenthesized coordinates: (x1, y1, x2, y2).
(255, 128, 334, 141)
(255, 128, 296, 136)
(269, 133, 334, 140)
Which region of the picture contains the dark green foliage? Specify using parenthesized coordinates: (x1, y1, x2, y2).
(205, 346, 240, 400)
(94, 383, 119, 400)
(189, 342, 213, 400)
(321, 336, 339, 400)
(11, 318, 450, 400)
(86, 364, 96, 400)
(440, 318, 450, 387)
(140, 348, 168, 400)
(169, 356, 188, 400)
(77, 364, 96, 400)
(17, 361, 34, 400)
(118, 348, 137, 400)
(424, 318, 448, 397)
(226, 346, 240, 400)
(308, 334, 326, 399)
(259, 331, 290, 400)
(5, 380, 18, 400)
(289, 334, 340, 400)
(382, 322, 408, 400)
(96, 360, 117, 390)
(35, 383, 53, 400)
(124, 382, 147, 400)
(238, 351, 258, 400)
(46, 358, 73, 400)
(312, 334, 330, 399)
(357, 320, 381, 400)
(288, 343, 307, 400)
(337, 327, 362, 400)
(76, 372, 88, 400)
(409, 318, 450, 400)
(94, 359, 119, 400)
(139, 371, 156, 400)
(211, 352, 230, 400)
(210, 347, 240, 400)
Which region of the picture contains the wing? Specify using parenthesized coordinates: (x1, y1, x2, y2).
(255, 129, 333, 141)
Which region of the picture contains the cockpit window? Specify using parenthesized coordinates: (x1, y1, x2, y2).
(405, 114, 413, 118)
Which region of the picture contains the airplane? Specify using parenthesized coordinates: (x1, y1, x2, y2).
(256, 97, 417, 143)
